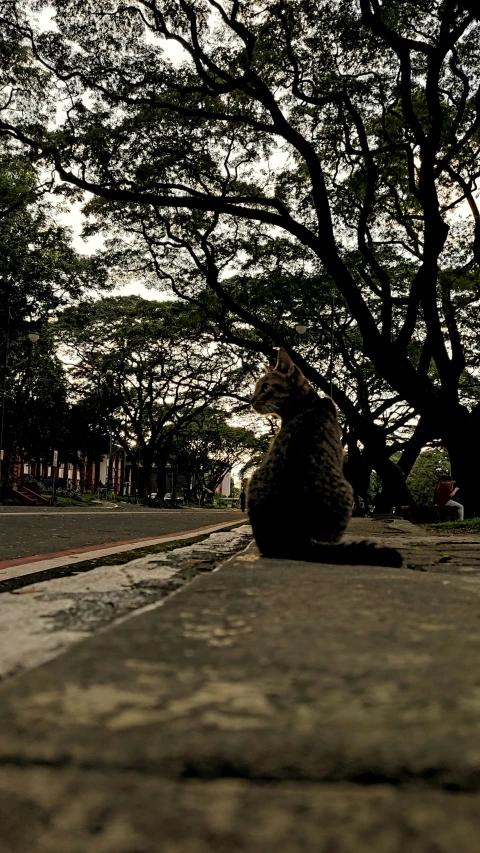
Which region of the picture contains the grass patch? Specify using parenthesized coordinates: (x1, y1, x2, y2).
(54, 494, 98, 507)
(51, 494, 169, 508)
(425, 517, 480, 531)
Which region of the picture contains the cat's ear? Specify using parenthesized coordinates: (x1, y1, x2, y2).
(275, 348, 296, 376)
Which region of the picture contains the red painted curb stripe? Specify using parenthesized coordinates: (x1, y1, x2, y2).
(0, 522, 240, 571)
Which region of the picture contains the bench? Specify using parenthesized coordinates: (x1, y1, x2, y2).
(435, 505, 460, 523)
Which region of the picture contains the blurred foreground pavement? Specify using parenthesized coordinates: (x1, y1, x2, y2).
(1, 517, 480, 852)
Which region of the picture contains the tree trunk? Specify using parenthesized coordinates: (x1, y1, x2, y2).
(183, 468, 193, 503)
(343, 420, 414, 512)
(107, 453, 114, 491)
(443, 415, 480, 518)
(138, 446, 153, 498)
(77, 455, 86, 491)
(398, 417, 435, 479)
(344, 432, 372, 507)
(153, 451, 168, 500)
(364, 451, 414, 514)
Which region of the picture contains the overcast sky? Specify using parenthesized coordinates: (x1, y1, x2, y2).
(37, 4, 188, 302)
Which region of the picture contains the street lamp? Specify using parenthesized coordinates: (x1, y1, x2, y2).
(295, 323, 308, 335)
(129, 440, 139, 503)
(0, 308, 11, 475)
(27, 332, 41, 481)
(103, 369, 114, 494)
(295, 292, 336, 396)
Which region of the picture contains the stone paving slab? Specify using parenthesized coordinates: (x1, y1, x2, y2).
(1, 770, 480, 853)
(347, 518, 480, 574)
(1, 519, 480, 850)
(3, 552, 480, 786)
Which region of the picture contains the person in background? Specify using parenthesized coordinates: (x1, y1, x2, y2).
(434, 475, 464, 520)
(240, 488, 246, 512)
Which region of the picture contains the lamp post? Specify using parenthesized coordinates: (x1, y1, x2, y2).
(0, 308, 11, 483)
(128, 440, 138, 502)
(295, 291, 336, 398)
(103, 369, 114, 495)
(122, 445, 127, 495)
(131, 442, 140, 503)
(328, 290, 335, 398)
(27, 332, 40, 481)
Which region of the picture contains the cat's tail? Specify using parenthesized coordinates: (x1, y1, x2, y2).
(290, 540, 403, 568)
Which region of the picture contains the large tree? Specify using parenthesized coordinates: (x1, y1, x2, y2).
(83, 207, 421, 506)
(169, 407, 261, 503)
(0, 150, 103, 483)
(3, 1, 480, 510)
(58, 295, 251, 496)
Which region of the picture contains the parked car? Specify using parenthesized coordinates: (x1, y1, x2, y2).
(164, 492, 184, 503)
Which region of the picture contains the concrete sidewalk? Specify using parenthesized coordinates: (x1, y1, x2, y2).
(1, 519, 480, 851)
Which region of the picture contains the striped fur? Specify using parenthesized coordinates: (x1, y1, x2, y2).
(248, 349, 402, 568)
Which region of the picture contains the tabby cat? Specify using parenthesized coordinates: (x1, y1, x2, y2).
(247, 349, 402, 567)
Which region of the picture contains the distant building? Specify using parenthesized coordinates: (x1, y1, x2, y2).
(12, 452, 231, 500)
(13, 450, 133, 494)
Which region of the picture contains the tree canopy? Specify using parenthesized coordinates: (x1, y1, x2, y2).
(57, 295, 254, 495)
(406, 447, 452, 507)
(2, 1, 480, 509)
(0, 148, 105, 482)
(169, 407, 261, 502)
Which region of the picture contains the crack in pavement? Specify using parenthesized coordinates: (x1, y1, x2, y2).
(0, 527, 253, 683)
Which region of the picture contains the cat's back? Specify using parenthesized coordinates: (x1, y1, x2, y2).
(248, 351, 353, 547)
(250, 394, 344, 494)
(271, 395, 343, 466)
(248, 392, 352, 543)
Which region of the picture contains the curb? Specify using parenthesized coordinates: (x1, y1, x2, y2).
(0, 520, 246, 581)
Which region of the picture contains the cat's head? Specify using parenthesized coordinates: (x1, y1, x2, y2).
(250, 348, 311, 415)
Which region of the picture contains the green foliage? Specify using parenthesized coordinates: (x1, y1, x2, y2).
(406, 448, 451, 506)
(5, 1, 480, 507)
(169, 408, 261, 501)
(427, 518, 480, 530)
(0, 150, 105, 478)
(58, 295, 253, 495)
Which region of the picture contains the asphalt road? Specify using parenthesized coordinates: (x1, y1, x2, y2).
(0, 506, 244, 561)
